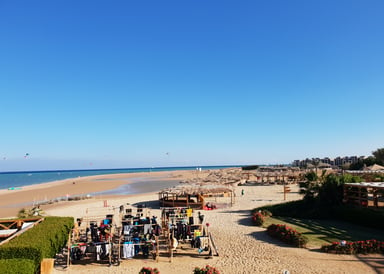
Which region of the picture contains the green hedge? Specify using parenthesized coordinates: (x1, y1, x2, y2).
(241, 165, 259, 171)
(0, 216, 73, 273)
(0, 246, 42, 267)
(333, 206, 384, 230)
(258, 200, 315, 218)
(258, 202, 384, 230)
(0, 259, 35, 274)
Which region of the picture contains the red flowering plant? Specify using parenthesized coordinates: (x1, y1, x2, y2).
(321, 241, 355, 254)
(356, 239, 382, 254)
(251, 209, 272, 226)
(193, 265, 220, 274)
(267, 224, 308, 248)
(321, 239, 384, 255)
(139, 266, 160, 274)
(252, 211, 265, 226)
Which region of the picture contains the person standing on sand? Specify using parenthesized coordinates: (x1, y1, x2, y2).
(241, 189, 244, 196)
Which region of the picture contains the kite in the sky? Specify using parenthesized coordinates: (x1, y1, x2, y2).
(24, 153, 30, 158)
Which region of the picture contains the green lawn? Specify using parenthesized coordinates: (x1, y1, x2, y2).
(262, 216, 384, 248)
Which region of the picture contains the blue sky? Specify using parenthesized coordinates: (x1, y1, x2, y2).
(1, 0, 383, 171)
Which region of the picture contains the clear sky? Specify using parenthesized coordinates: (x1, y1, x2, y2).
(1, 1, 383, 172)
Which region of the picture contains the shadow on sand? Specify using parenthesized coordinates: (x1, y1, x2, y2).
(248, 230, 295, 248)
(356, 254, 384, 274)
(131, 200, 161, 210)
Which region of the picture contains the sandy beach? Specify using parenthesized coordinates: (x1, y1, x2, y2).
(0, 170, 192, 218)
(1, 169, 383, 274)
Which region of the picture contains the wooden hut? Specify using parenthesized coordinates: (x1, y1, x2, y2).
(343, 182, 384, 208)
(158, 184, 234, 209)
(0, 218, 43, 245)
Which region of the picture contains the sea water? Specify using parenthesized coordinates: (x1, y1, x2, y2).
(0, 165, 238, 191)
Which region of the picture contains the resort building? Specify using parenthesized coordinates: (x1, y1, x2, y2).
(292, 155, 365, 168)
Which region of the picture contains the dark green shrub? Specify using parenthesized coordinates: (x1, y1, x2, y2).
(257, 197, 384, 230)
(0, 246, 42, 266)
(0, 259, 35, 274)
(333, 206, 384, 230)
(317, 174, 345, 206)
(259, 200, 314, 218)
(0, 216, 73, 273)
(139, 267, 160, 273)
(241, 165, 259, 171)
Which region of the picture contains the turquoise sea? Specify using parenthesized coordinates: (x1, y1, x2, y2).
(0, 166, 238, 191)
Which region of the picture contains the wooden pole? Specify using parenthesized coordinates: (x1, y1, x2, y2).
(108, 234, 112, 266)
(155, 235, 159, 262)
(169, 229, 174, 262)
(118, 232, 121, 264)
(67, 230, 71, 268)
(209, 232, 219, 256)
(207, 226, 213, 259)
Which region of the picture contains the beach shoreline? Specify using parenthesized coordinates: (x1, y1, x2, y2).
(0, 170, 194, 218)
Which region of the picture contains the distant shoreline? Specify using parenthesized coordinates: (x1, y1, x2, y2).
(0, 165, 240, 190)
(0, 169, 210, 218)
(0, 165, 241, 174)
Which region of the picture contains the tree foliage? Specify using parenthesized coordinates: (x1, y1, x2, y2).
(349, 148, 384, 170)
(300, 172, 362, 206)
(241, 165, 259, 171)
(318, 173, 361, 206)
(299, 170, 326, 202)
(372, 148, 384, 165)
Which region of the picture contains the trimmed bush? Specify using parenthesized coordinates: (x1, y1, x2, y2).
(259, 200, 315, 218)
(0, 216, 73, 273)
(0, 246, 42, 267)
(258, 201, 384, 230)
(194, 265, 220, 274)
(267, 224, 308, 248)
(139, 267, 160, 273)
(0, 259, 35, 274)
(321, 239, 384, 254)
(241, 165, 259, 171)
(251, 209, 272, 226)
(333, 206, 384, 230)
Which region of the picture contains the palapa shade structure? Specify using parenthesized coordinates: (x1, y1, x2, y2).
(158, 183, 234, 209)
(364, 164, 384, 171)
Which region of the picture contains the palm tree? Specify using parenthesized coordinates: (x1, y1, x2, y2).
(299, 170, 327, 202)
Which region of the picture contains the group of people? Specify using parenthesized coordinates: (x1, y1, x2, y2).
(204, 202, 217, 210)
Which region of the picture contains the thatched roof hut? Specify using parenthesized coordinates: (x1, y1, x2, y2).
(158, 183, 234, 209)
